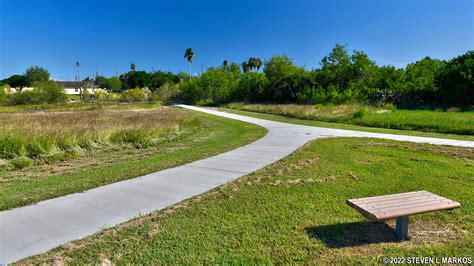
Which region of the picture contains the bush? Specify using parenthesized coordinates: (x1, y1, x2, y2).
(384, 103, 397, 111)
(26, 138, 55, 158)
(150, 83, 180, 102)
(353, 108, 366, 119)
(93, 90, 107, 100)
(0, 85, 6, 105)
(121, 88, 148, 102)
(111, 130, 153, 148)
(10, 156, 33, 169)
(34, 81, 67, 103)
(7, 81, 67, 105)
(82, 89, 92, 102)
(0, 136, 25, 159)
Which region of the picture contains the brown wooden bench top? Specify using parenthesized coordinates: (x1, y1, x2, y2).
(347, 190, 461, 221)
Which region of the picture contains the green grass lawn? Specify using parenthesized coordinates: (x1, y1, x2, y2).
(226, 103, 474, 136)
(0, 109, 267, 211)
(222, 107, 474, 141)
(21, 138, 473, 264)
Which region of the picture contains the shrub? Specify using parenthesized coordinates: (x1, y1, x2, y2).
(150, 83, 180, 102)
(82, 89, 92, 102)
(353, 108, 366, 119)
(10, 156, 33, 169)
(8, 81, 67, 105)
(121, 88, 148, 102)
(111, 130, 153, 148)
(34, 81, 67, 103)
(384, 103, 397, 111)
(0, 136, 25, 159)
(26, 138, 55, 158)
(93, 90, 107, 100)
(0, 85, 6, 105)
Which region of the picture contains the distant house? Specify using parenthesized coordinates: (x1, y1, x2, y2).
(2, 86, 35, 93)
(3, 81, 105, 95)
(55, 81, 102, 95)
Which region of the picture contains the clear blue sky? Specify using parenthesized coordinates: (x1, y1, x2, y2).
(0, 0, 472, 80)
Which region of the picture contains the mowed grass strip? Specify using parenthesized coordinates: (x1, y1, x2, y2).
(227, 103, 474, 136)
(0, 109, 267, 211)
(21, 138, 474, 264)
(222, 107, 474, 141)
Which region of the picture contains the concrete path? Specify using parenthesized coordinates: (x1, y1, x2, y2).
(1, 105, 473, 264)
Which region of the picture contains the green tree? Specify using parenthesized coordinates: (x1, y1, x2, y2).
(436, 51, 474, 104)
(350, 50, 377, 85)
(263, 55, 301, 102)
(264, 55, 298, 83)
(130, 63, 136, 72)
(177, 71, 190, 81)
(184, 48, 195, 79)
(320, 44, 352, 89)
(95, 75, 107, 87)
(241, 61, 250, 73)
(229, 62, 242, 75)
(4, 75, 27, 90)
(233, 72, 267, 102)
(25, 66, 50, 86)
(149, 71, 180, 90)
(404, 57, 444, 102)
(105, 77, 122, 92)
(127, 71, 150, 89)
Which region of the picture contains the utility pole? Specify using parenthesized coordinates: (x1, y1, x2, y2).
(76, 61, 82, 102)
(76, 61, 80, 81)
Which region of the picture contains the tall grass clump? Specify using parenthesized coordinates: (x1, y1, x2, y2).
(0, 107, 199, 169)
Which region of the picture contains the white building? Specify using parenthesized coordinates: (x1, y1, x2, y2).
(56, 81, 100, 95)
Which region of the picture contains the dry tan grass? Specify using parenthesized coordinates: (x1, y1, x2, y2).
(1, 108, 190, 140)
(0, 107, 198, 167)
(228, 103, 373, 122)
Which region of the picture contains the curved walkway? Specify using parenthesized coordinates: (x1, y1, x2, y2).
(1, 105, 473, 264)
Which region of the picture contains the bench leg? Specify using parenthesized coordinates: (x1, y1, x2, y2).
(395, 216, 409, 239)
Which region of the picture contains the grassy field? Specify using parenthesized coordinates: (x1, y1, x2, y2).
(20, 137, 473, 264)
(227, 103, 474, 136)
(0, 105, 196, 169)
(222, 107, 474, 141)
(0, 105, 267, 210)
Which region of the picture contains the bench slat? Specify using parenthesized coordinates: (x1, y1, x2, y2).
(347, 191, 460, 221)
(373, 201, 460, 220)
(349, 190, 428, 201)
(360, 195, 446, 209)
(348, 191, 430, 204)
(372, 199, 457, 214)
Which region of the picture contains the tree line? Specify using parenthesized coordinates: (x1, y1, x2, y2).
(1, 44, 473, 106)
(179, 45, 473, 106)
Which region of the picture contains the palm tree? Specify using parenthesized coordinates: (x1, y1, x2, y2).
(184, 48, 195, 79)
(255, 58, 263, 71)
(247, 58, 255, 71)
(241, 61, 250, 73)
(246, 57, 262, 72)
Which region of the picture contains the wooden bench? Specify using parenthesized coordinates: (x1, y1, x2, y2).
(347, 190, 460, 239)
